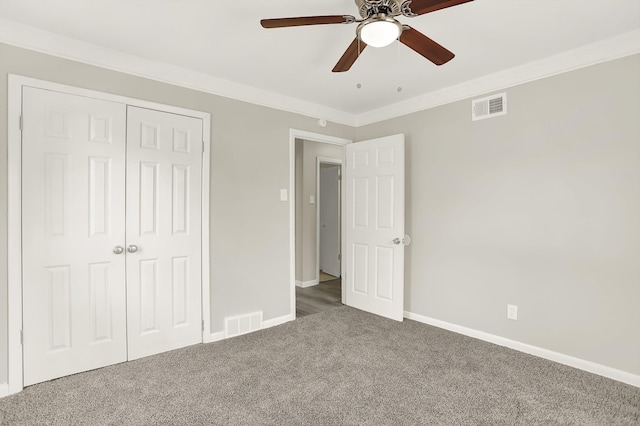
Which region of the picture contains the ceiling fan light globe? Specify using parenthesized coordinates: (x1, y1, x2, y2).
(360, 20, 400, 48)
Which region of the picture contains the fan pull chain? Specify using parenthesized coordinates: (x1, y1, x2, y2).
(395, 38, 403, 94)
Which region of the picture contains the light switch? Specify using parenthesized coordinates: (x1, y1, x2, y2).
(280, 189, 288, 201)
(310, 195, 315, 204)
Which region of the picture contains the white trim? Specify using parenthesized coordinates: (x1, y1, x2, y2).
(0, 383, 8, 398)
(296, 279, 319, 288)
(315, 157, 342, 285)
(201, 114, 212, 343)
(404, 311, 640, 388)
(1, 19, 638, 128)
(8, 75, 210, 119)
(208, 331, 225, 343)
(7, 75, 23, 395)
(206, 313, 293, 344)
(290, 129, 352, 320)
(7, 75, 212, 395)
(356, 29, 640, 126)
(291, 129, 352, 146)
(0, 18, 354, 127)
(262, 313, 294, 330)
(289, 134, 296, 319)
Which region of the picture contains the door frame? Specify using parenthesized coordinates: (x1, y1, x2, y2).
(7, 75, 212, 395)
(316, 157, 342, 281)
(289, 130, 351, 318)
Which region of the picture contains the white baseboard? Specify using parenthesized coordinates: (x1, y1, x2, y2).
(404, 311, 640, 388)
(296, 279, 319, 288)
(0, 383, 8, 398)
(208, 313, 294, 343)
(208, 331, 225, 343)
(262, 313, 294, 329)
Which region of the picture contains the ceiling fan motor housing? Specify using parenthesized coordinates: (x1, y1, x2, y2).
(355, 0, 405, 18)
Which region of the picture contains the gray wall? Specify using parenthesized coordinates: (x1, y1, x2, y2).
(0, 43, 355, 384)
(1, 42, 638, 386)
(356, 54, 640, 375)
(295, 139, 344, 283)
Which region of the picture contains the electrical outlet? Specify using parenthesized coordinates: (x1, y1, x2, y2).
(507, 304, 518, 320)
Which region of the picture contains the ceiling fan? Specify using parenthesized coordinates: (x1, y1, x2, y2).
(260, 0, 473, 72)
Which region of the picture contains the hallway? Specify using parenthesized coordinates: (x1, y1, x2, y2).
(295, 279, 342, 318)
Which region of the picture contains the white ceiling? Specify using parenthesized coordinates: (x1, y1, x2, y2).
(1, 0, 639, 124)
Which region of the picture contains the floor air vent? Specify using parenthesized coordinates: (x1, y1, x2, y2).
(472, 92, 507, 121)
(224, 311, 263, 338)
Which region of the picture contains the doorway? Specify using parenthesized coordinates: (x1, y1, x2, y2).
(291, 132, 350, 318)
(288, 131, 406, 322)
(318, 159, 341, 280)
(298, 158, 342, 317)
(343, 134, 406, 321)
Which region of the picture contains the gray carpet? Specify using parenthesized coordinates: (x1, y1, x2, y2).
(1, 306, 638, 425)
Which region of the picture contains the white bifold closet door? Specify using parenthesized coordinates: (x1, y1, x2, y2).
(22, 87, 128, 386)
(22, 88, 203, 386)
(125, 106, 202, 361)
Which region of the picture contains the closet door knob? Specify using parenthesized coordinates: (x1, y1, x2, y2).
(127, 244, 138, 253)
(113, 246, 124, 255)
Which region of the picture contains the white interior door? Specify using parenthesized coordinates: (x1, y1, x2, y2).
(22, 87, 128, 386)
(125, 106, 203, 360)
(319, 165, 341, 277)
(345, 134, 405, 321)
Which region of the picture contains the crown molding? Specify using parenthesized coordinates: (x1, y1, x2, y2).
(1, 18, 638, 129)
(0, 18, 357, 127)
(355, 29, 640, 126)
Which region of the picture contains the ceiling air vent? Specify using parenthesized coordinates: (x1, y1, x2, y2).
(472, 92, 507, 121)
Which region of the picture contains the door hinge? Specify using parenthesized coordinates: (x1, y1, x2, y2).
(202, 141, 205, 153)
(20, 329, 23, 345)
(19, 115, 23, 131)
(202, 319, 205, 332)
(338, 253, 341, 261)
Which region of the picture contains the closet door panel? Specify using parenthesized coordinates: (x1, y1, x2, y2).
(125, 106, 203, 360)
(22, 87, 128, 386)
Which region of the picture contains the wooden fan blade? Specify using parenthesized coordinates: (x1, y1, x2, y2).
(261, 15, 355, 28)
(399, 27, 454, 65)
(403, 0, 473, 16)
(332, 38, 367, 73)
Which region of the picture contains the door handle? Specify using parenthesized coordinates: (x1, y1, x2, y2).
(393, 235, 412, 246)
(113, 246, 124, 255)
(127, 244, 138, 253)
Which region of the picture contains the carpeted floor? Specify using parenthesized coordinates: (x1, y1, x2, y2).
(1, 306, 638, 425)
